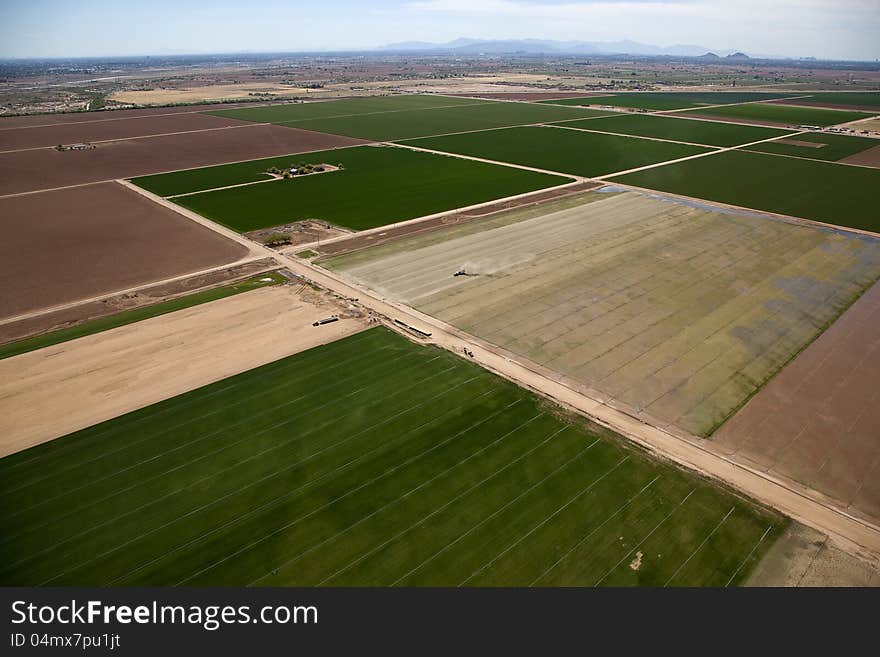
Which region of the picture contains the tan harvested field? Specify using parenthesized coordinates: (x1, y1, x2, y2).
(0, 112, 252, 151)
(0, 181, 249, 320)
(714, 279, 880, 525)
(110, 83, 313, 105)
(326, 190, 880, 437)
(0, 124, 368, 196)
(841, 143, 880, 167)
(0, 284, 366, 457)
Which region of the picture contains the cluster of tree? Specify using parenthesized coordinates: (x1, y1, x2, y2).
(263, 232, 292, 247)
(267, 163, 338, 179)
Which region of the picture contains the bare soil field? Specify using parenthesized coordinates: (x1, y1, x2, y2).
(746, 524, 880, 586)
(0, 125, 368, 196)
(0, 181, 249, 320)
(0, 284, 366, 457)
(314, 182, 600, 257)
(841, 143, 880, 167)
(326, 190, 880, 437)
(714, 279, 880, 526)
(0, 258, 277, 344)
(0, 113, 254, 151)
(109, 84, 313, 106)
(0, 101, 271, 129)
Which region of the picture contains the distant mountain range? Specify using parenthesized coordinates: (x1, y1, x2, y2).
(378, 38, 751, 58)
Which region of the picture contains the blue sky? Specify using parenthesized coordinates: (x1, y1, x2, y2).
(1, 0, 878, 60)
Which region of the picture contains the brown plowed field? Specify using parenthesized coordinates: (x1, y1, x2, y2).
(0, 113, 253, 151)
(714, 279, 880, 527)
(0, 102, 273, 129)
(0, 181, 249, 320)
(0, 258, 277, 344)
(841, 143, 880, 168)
(0, 125, 368, 196)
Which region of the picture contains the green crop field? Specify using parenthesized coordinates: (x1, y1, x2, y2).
(0, 272, 285, 362)
(681, 103, 875, 127)
(207, 94, 483, 124)
(540, 92, 801, 111)
(403, 126, 711, 178)
(132, 145, 569, 232)
(0, 327, 784, 586)
(790, 92, 880, 109)
(562, 114, 793, 147)
(208, 94, 611, 141)
(612, 150, 880, 232)
(744, 132, 879, 162)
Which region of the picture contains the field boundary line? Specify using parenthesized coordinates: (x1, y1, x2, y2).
(388, 433, 598, 587)
(263, 415, 562, 586)
(0, 122, 269, 154)
(655, 95, 816, 115)
(170, 399, 524, 586)
(655, 112, 802, 130)
(529, 94, 811, 114)
(166, 176, 281, 199)
(663, 506, 736, 586)
(0, 179, 117, 200)
(597, 128, 810, 179)
(459, 455, 631, 586)
(725, 524, 773, 587)
(593, 488, 697, 586)
(382, 110, 618, 143)
(387, 141, 588, 180)
(542, 122, 724, 149)
(737, 145, 880, 170)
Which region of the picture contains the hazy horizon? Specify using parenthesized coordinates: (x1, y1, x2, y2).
(1, 0, 878, 61)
